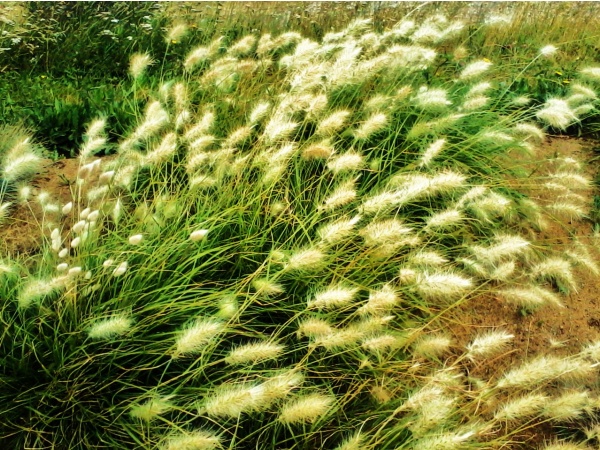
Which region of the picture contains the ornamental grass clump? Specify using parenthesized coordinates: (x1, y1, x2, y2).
(2, 10, 600, 450)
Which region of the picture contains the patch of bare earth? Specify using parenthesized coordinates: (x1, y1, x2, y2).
(445, 137, 600, 447)
(1, 158, 79, 256)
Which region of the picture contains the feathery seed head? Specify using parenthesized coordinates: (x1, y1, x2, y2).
(500, 285, 564, 309)
(249, 101, 271, 125)
(426, 209, 462, 230)
(485, 14, 512, 26)
(98, 170, 115, 185)
(185, 112, 215, 142)
(2, 150, 43, 183)
(547, 202, 587, 220)
(166, 23, 188, 43)
(327, 151, 364, 174)
(217, 295, 238, 319)
(0, 202, 11, 223)
(494, 393, 547, 422)
(286, 248, 326, 272)
(316, 110, 351, 136)
(223, 126, 252, 148)
(415, 270, 472, 300)
(129, 53, 153, 79)
(362, 334, 402, 353)
(513, 96, 532, 106)
(262, 370, 304, 399)
(252, 278, 284, 296)
(203, 382, 266, 417)
(308, 285, 359, 310)
(459, 60, 492, 80)
(184, 46, 212, 72)
(302, 141, 334, 160)
(470, 191, 511, 221)
(418, 138, 446, 167)
(412, 431, 475, 450)
(320, 180, 357, 211)
(580, 67, 600, 80)
(410, 21, 442, 44)
(297, 318, 334, 338)
(490, 261, 517, 281)
(228, 34, 257, 57)
(80, 137, 107, 160)
(128, 234, 144, 245)
(17, 184, 31, 204)
(391, 19, 416, 37)
(145, 132, 177, 166)
(317, 216, 359, 245)
(580, 341, 600, 362)
(549, 171, 590, 188)
(225, 341, 284, 365)
(412, 334, 453, 358)
(399, 385, 446, 412)
(88, 315, 132, 340)
(542, 391, 593, 422)
(414, 86, 452, 110)
(497, 355, 595, 388)
(85, 118, 106, 139)
(513, 122, 546, 143)
(17, 277, 62, 308)
(173, 318, 224, 358)
(461, 95, 489, 111)
(531, 257, 577, 293)
(467, 81, 492, 97)
(536, 98, 578, 130)
(466, 330, 514, 360)
(160, 430, 221, 450)
(278, 393, 335, 424)
(312, 329, 364, 350)
(410, 251, 448, 267)
(130, 395, 174, 421)
(190, 229, 209, 242)
(353, 113, 387, 140)
(112, 261, 128, 277)
(408, 393, 458, 436)
(358, 284, 399, 315)
(360, 218, 412, 247)
(470, 234, 530, 263)
(263, 115, 298, 143)
(539, 44, 558, 57)
(335, 432, 365, 450)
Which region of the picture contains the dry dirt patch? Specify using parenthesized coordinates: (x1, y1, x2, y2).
(446, 137, 600, 446)
(1, 157, 79, 256)
(452, 137, 599, 361)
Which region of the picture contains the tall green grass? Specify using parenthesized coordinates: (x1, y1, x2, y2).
(1, 9, 600, 450)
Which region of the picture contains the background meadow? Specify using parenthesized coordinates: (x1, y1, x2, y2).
(1, 2, 600, 449)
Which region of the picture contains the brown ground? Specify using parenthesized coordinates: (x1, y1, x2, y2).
(1, 157, 79, 256)
(455, 138, 600, 354)
(446, 136, 600, 447)
(452, 137, 600, 358)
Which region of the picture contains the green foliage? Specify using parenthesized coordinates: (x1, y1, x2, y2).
(0, 4, 600, 450)
(0, 1, 167, 77)
(0, 73, 141, 156)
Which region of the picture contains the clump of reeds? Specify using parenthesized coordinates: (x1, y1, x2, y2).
(1, 10, 600, 450)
